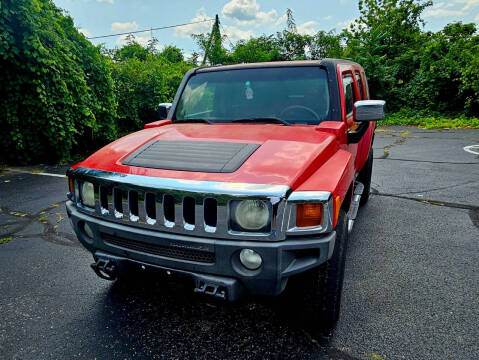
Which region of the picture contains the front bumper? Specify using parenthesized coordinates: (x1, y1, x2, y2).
(66, 201, 336, 299)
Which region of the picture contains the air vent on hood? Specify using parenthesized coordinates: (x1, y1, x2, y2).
(122, 140, 260, 173)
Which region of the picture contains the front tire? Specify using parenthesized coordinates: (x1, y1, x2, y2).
(284, 209, 349, 333)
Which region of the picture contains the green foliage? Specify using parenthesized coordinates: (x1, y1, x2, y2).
(0, 237, 13, 245)
(309, 31, 343, 59)
(0, 0, 117, 164)
(384, 110, 479, 129)
(193, 15, 228, 65)
(110, 45, 193, 133)
(1, 0, 477, 165)
(160, 45, 184, 63)
(343, 0, 433, 104)
(113, 36, 150, 61)
(404, 23, 479, 115)
(230, 36, 282, 63)
(0, 0, 193, 164)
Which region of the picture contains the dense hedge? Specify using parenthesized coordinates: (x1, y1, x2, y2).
(0, 0, 117, 163)
(110, 43, 193, 134)
(383, 110, 479, 129)
(0, 0, 478, 164)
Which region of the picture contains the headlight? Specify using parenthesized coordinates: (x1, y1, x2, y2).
(81, 181, 95, 208)
(231, 200, 270, 232)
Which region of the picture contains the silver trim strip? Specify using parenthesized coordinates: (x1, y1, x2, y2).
(68, 167, 291, 241)
(284, 191, 333, 235)
(69, 167, 290, 197)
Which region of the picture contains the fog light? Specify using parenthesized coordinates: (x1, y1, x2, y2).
(239, 249, 262, 270)
(84, 223, 94, 239)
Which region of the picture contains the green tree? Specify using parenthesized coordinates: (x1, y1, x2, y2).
(405, 23, 478, 115)
(309, 30, 343, 59)
(160, 45, 184, 63)
(229, 36, 282, 63)
(343, 0, 433, 106)
(113, 35, 150, 61)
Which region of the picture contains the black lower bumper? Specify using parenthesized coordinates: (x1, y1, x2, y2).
(66, 201, 336, 299)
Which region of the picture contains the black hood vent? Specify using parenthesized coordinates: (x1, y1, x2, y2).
(122, 140, 260, 173)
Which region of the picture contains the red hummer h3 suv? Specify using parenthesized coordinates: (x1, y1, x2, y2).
(66, 59, 385, 330)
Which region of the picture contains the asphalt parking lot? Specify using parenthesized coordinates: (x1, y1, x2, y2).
(0, 126, 478, 360)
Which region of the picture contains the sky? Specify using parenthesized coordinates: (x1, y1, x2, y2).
(54, 0, 478, 56)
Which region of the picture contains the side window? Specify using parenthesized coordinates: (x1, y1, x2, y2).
(343, 75, 354, 117)
(355, 72, 364, 100)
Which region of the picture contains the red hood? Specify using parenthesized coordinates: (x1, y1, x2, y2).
(74, 124, 339, 189)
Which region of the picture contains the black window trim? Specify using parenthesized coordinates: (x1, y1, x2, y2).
(342, 74, 354, 118)
(355, 71, 364, 100)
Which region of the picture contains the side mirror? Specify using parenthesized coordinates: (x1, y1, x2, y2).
(157, 103, 172, 120)
(354, 100, 386, 122)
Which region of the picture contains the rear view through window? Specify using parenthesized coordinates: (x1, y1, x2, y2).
(175, 67, 330, 125)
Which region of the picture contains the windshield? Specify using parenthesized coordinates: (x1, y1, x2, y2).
(174, 66, 330, 125)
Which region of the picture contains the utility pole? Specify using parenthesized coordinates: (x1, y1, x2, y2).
(201, 14, 220, 65)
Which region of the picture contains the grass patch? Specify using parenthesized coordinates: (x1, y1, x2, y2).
(383, 110, 479, 129)
(0, 236, 12, 245)
(10, 211, 27, 217)
(38, 216, 48, 222)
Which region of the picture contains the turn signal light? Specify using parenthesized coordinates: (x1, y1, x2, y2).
(68, 177, 74, 194)
(296, 203, 323, 227)
(334, 196, 341, 225)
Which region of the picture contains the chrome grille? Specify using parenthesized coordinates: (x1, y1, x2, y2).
(97, 185, 223, 233)
(70, 167, 290, 241)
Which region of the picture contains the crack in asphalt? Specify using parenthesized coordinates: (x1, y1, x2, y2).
(374, 157, 479, 165)
(377, 131, 410, 159)
(376, 128, 479, 142)
(393, 179, 479, 196)
(371, 188, 479, 210)
(371, 188, 479, 230)
(328, 348, 389, 360)
(0, 202, 80, 248)
(379, 134, 479, 142)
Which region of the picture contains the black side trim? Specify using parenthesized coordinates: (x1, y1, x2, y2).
(347, 122, 369, 144)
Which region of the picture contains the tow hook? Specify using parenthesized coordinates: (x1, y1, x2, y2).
(194, 280, 226, 300)
(91, 258, 118, 281)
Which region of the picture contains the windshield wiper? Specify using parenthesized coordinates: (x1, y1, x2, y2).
(231, 117, 290, 126)
(174, 118, 213, 124)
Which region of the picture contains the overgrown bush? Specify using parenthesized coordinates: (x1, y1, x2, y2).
(0, 0, 117, 164)
(110, 42, 193, 134)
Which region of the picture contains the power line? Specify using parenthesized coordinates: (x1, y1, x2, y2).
(86, 19, 214, 40)
(219, 23, 234, 48)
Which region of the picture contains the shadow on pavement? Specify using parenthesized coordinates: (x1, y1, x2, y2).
(88, 277, 328, 359)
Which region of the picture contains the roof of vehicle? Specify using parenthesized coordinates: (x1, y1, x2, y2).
(195, 59, 360, 73)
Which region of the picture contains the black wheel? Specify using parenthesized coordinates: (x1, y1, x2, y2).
(283, 209, 349, 333)
(358, 148, 373, 206)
